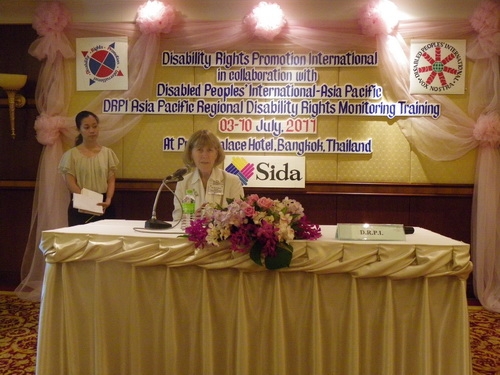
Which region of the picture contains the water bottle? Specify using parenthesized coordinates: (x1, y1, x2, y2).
(181, 189, 196, 230)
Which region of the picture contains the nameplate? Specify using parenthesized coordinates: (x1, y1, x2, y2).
(336, 223, 406, 241)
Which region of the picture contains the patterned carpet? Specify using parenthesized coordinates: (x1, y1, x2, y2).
(468, 306, 500, 374)
(1, 292, 499, 374)
(1, 292, 38, 374)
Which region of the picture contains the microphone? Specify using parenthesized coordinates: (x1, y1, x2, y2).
(165, 167, 189, 182)
(404, 226, 415, 234)
(145, 166, 190, 229)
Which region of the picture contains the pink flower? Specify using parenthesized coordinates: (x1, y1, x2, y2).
(229, 224, 255, 253)
(294, 216, 322, 241)
(245, 194, 260, 205)
(256, 197, 275, 210)
(185, 219, 209, 248)
(255, 221, 279, 257)
(242, 203, 256, 218)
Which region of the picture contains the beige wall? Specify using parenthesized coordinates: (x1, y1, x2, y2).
(63, 47, 477, 183)
(1, 0, 479, 183)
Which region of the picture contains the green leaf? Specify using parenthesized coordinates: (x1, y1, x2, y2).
(249, 242, 263, 266)
(264, 242, 293, 270)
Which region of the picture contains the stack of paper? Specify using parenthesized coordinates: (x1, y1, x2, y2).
(73, 188, 104, 216)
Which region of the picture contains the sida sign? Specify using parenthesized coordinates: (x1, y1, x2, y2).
(224, 155, 305, 188)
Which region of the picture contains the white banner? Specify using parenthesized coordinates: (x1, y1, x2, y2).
(410, 40, 466, 94)
(76, 37, 128, 91)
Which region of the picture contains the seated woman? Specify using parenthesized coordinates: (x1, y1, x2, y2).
(172, 129, 244, 220)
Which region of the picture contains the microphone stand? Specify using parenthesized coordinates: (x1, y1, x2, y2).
(145, 176, 179, 229)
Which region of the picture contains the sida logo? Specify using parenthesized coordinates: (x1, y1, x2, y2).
(225, 156, 255, 186)
(76, 37, 128, 91)
(225, 155, 305, 188)
(410, 40, 466, 95)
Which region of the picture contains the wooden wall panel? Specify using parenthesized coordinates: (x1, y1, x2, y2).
(336, 195, 410, 227)
(0, 188, 35, 287)
(409, 196, 472, 244)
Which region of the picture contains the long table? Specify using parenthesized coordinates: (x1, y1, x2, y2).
(36, 220, 473, 375)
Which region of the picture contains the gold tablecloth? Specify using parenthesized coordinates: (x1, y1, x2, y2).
(36, 220, 472, 375)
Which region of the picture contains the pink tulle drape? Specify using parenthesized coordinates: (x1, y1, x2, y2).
(467, 1, 500, 313)
(16, 0, 500, 312)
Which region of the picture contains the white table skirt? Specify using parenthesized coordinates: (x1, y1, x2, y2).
(36, 220, 473, 375)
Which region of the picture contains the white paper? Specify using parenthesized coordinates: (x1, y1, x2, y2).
(73, 188, 104, 215)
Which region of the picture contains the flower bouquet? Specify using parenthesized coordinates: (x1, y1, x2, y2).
(185, 194, 322, 269)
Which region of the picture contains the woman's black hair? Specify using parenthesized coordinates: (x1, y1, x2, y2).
(74, 110, 99, 146)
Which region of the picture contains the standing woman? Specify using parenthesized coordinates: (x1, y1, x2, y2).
(172, 129, 244, 220)
(59, 110, 119, 226)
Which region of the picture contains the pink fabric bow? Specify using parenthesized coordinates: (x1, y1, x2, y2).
(34, 114, 68, 146)
(32, 1, 71, 36)
(473, 112, 500, 147)
(136, 0, 176, 35)
(244, 2, 286, 41)
(358, 0, 399, 37)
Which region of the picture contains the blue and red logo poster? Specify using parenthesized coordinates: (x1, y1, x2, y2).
(76, 37, 128, 91)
